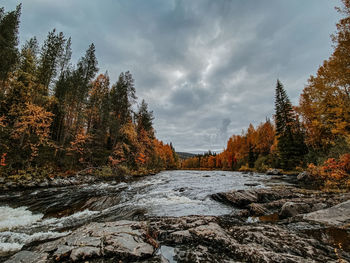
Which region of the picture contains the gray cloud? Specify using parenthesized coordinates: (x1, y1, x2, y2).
(2, 0, 341, 152)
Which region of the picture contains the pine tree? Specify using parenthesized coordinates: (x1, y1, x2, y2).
(136, 99, 154, 135)
(37, 29, 66, 94)
(0, 5, 21, 81)
(274, 80, 306, 169)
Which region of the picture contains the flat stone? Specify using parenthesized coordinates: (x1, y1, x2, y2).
(303, 200, 350, 227)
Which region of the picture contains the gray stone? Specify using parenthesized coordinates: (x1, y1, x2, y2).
(5, 251, 48, 263)
(279, 202, 311, 218)
(297, 171, 311, 181)
(70, 246, 101, 261)
(303, 200, 350, 227)
(53, 245, 74, 261)
(266, 168, 282, 175)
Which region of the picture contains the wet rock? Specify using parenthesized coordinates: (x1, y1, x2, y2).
(81, 196, 121, 211)
(266, 168, 282, 175)
(244, 183, 260, 187)
(279, 202, 311, 218)
(248, 203, 269, 216)
(212, 187, 297, 210)
(212, 190, 258, 208)
(5, 251, 48, 263)
(20, 220, 156, 262)
(303, 200, 350, 227)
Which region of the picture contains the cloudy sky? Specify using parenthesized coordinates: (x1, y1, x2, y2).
(3, 0, 341, 153)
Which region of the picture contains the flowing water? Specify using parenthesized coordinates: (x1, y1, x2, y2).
(0, 170, 271, 256)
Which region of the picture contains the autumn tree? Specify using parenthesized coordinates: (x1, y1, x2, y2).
(299, 0, 350, 159)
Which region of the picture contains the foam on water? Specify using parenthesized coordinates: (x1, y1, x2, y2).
(0, 206, 43, 231)
(0, 206, 72, 253)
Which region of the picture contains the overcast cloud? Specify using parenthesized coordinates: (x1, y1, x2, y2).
(2, 0, 341, 152)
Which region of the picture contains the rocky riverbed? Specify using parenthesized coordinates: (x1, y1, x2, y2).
(2, 170, 350, 262)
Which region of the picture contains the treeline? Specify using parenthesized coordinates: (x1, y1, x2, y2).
(183, 0, 350, 173)
(0, 5, 178, 177)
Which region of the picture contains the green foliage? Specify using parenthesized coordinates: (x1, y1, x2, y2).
(0, 4, 21, 81)
(274, 80, 307, 170)
(94, 166, 114, 177)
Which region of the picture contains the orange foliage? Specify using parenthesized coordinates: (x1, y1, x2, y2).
(0, 153, 7, 166)
(12, 102, 54, 159)
(307, 154, 350, 181)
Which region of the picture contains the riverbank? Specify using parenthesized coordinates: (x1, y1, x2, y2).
(4, 186, 350, 262)
(0, 167, 161, 192)
(2, 170, 350, 262)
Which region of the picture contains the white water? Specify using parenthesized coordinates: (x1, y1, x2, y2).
(0, 170, 273, 256)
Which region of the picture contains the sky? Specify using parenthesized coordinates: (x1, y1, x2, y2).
(2, 0, 342, 153)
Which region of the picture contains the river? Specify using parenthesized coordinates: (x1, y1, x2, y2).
(0, 170, 277, 257)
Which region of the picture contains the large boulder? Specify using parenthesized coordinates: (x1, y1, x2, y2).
(303, 200, 350, 227)
(7, 221, 157, 262)
(279, 202, 311, 218)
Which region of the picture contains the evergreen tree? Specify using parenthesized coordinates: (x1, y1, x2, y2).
(136, 99, 154, 135)
(274, 80, 306, 169)
(110, 71, 137, 147)
(37, 29, 66, 94)
(0, 5, 21, 81)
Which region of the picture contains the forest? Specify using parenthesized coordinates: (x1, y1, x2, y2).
(182, 1, 350, 186)
(1, 2, 350, 186)
(0, 5, 179, 179)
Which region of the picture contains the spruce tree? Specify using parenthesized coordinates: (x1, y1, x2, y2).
(0, 5, 21, 81)
(37, 29, 66, 94)
(274, 80, 306, 169)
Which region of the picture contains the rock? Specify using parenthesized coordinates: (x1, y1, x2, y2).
(297, 171, 311, 182)
(279, 202, 311, 218)
(81, 196, 121, 211)
(19, 220, 156, 262)
(5, 251, 48, 263)
(70, 246, 101, 261)
(266, 168, 282, 175)
(150, 215, 338, 262)
(212, 188, 297, 210)
(53, 245, 74, 261)
(212, 190, 258, 208)
(169, 230, 192, 243)
(303, 200, 350, 227)
(244, 183, 260, 187)
(248, 203, 269, 216)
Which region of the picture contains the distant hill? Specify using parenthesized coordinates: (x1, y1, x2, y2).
(176, 152, 196, 159)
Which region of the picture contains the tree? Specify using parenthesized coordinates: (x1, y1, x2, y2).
(0, 5, 21, 81)
(36, 29, 66, 94)
(109, 71, 137, 147)
(299, 0, 350, 154)
(11, 102, 54, 164)
(275, 80, 306, 169)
